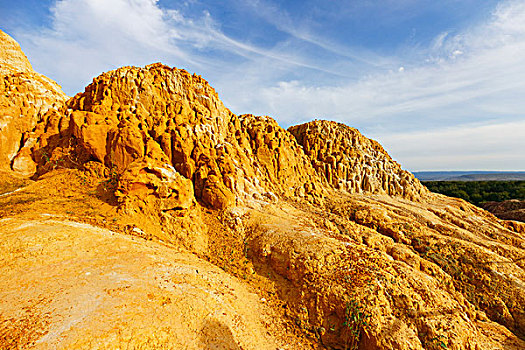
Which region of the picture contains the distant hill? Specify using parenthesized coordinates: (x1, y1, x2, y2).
(482, 199, 525, 222)
(414, 171, 525, 181)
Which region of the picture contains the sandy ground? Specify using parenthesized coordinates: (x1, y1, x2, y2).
(0, 217, 282, 349)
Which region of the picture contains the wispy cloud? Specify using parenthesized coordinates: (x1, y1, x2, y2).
(15, 0, 357, 95)
(228, 0, 525, 171)
(235, 0, 393, 68)
(242, 1, 525, 122)
(16, 0, 198, 93)
(9, 0, 525, 170)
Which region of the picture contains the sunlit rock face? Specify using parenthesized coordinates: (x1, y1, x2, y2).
(1, 29, 525, 350)
(36, 62, 326, 209)
(289, 120, 427, 200)
(0, 29, 67, 175)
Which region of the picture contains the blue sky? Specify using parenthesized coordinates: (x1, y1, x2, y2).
(1, 0, 524, 171)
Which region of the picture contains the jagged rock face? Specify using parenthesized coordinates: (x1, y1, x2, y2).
(0, 30, 67, 175)
(66, 63, 231, 174)
(289, 120, 427, 200)
(58, 63, 324, 209)
(239, 114, 325, 202)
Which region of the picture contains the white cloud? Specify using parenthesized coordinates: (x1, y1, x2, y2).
(236, 0, 525, 122)
(375, 120, 525, 171)
(11, 0, 525, 170)
(15, 0, 361, 95)
(16, 0, 196, 94)
(492, 0, 525, 34)
(16, 0, 299, 94)
(224, 0, 525, 171)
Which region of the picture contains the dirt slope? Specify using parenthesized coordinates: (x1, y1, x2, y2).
(482, 199, 525, 222)
(0, 217, 283, 349)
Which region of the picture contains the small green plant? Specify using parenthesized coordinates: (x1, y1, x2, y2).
(427, 334, 448, 349)
(343, 299, 370, 350)
(40, 150, 69, 170)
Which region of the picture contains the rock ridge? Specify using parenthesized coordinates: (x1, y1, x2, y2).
(0, 29, 68, 176)
(2, 29, 525, 350)
(33, 63, 326, 210)
(1, 29, 428, 208)
(0, 29, 33, 74)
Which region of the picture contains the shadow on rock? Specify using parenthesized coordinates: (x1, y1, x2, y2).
(199, 318, 242, 350)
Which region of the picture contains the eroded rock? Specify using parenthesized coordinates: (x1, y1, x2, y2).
(289, 120, 427, 200)
(0, 30, 68, 176)
(116, 159, 195, 212)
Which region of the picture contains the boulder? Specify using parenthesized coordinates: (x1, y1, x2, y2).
(116, 159, 195, 212)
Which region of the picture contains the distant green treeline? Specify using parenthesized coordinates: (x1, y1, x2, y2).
(422, 181, 525, 205)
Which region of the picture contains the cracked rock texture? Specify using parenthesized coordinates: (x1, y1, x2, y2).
(1, 29, 525, 350)
(289, 120, 427, 200)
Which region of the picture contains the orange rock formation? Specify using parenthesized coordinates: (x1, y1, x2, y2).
(0, 30, 67, 176)
(289, 120, 427, 200)
(1, 29, 524, 350)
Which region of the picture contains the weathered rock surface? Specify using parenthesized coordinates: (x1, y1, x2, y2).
(289, 120, 427, 200)
(116, 158, 195, 212)
(1, 30, 525, 350)
(0, 30, 67, 175)
(482, 199, 525, 223)
(33, 63, 324, 210)
(0, 218, 283, 350)
(247, 194, 525, 349)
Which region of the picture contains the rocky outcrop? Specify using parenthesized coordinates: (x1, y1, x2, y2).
(482, 199, 525, 222)
(0, 30, 67, 175)
(116, 158, 195, 212)
(239, 114, 325, 202)
(33, 63, 324, 210)
(1, 27, 418, 209)
(2, 31, 525, 350)
(247, 194, 525, 349)
(289, 120, 427, 200)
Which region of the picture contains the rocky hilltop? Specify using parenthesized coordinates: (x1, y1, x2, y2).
(1, 30, 525, 350)
(31, 64, 326, 209)
(289, 121, 426, 200)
